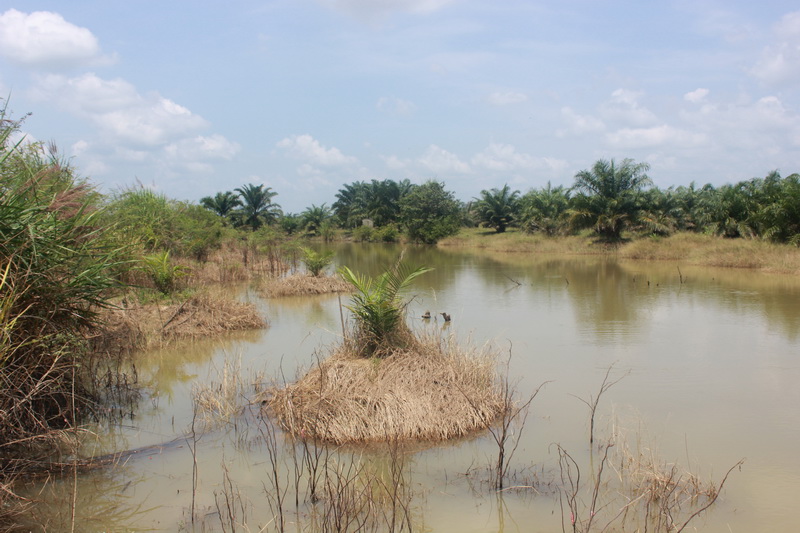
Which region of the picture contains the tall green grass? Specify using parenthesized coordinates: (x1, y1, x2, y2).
(0, 105, 124, 494)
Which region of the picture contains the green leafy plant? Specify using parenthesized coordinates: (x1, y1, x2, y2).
(339, 262, 432, 356)
(140, 251, 188, 295)
(301, 247, 335, 276)
(352, 225, 375, 242)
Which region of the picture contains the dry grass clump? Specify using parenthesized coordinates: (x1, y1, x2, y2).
(266, 333, 504, 444)
(261, 273, 352, 297)
(92, 292, 267, 355)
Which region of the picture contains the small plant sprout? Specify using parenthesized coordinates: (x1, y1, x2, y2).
(301, 247, 335, 277)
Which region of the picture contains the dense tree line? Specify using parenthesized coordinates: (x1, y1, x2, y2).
(472, 159, 800, 244)
(197, 160, 800, 245)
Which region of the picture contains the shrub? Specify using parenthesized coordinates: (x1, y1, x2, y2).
(376, 224, 400, 243)
(352, 225, 374, 242)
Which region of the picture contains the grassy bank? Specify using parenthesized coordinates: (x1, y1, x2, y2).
(439, 228, 800, 273)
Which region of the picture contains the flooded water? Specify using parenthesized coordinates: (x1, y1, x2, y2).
(17, 244, 800, 532)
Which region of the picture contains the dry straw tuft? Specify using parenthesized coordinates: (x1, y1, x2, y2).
(92, 292, 266, 354)
(261, 273, 352, 297)
(266, 332, 505, 444)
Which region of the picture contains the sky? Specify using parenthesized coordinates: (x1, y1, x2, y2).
(1, 1, 799, 213)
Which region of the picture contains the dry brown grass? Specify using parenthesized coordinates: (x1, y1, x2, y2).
(180, 245, 291, 285)
(261, 273, 352, 298)
(91, 291, 267, 355)
(441, 229, 800, 274)
(619, 233, 800, 273)
(439, 228, 598, 254)
(266, 333, 504, 444)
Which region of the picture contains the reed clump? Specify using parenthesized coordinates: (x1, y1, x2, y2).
(267, 331, 504, 444)
(261, 273, 352, 297)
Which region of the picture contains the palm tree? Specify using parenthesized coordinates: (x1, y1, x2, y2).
(753, 172, 800, 245)
(339, 262, 432, 357)
(473, 184, 520, 233)
(638, 187, 683, 236)
(333, 181, 368, 228)
(518, 182, 571, 236)
(569, 158, 652, 241)
(697, 182, 757, 239)
(234, 183, 281, 230)
(301, 203, 332, 235)
(199, 191, 241, 219)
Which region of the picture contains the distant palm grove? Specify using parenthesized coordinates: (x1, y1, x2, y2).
(199, 159, 800, 246)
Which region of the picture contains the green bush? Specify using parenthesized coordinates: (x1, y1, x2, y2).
(103, 188, 224, 260)
(352, 225, 375, 242)
(376, 224, 400, 243)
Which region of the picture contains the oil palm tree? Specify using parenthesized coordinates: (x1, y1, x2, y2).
(333, 181, 368, 229)
(754, 172, 800, 245)
(569, 158, 652, 241)
(518, 182, 571, 236)
(301, 203, 332, 235)
(339, 262, 432, 356)
(473, 184, 520, 233)
(234, 183, 281, 230)
(199, 191, 241, 220)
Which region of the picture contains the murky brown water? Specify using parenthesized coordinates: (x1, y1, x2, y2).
(16, 244, 800, 532)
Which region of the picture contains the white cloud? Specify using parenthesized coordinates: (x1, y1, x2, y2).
(751, 11, 800, 85)
(418, 144, 470, 173)
(471, 143, 539, 171)
(0, 9, 112, 69)
(383, 154, 408, 170)
(376, 96, 416, 115)
(600, 89, 658, 127)
(164, 134, 241, 162)
(32, 73, 208, 146)
(680, 94, 800, 148)
(277, 134, 358, 166)
(487, 90, 528, 106)
(557, 107, 605, 137)
(684, 88, 710, 103)
(605, 124, 708, 149)
(316, 0, 456, 20)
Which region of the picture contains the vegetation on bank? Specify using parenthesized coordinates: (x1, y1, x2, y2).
(0, 107, 274, 516)
(440, 228, 800, 273)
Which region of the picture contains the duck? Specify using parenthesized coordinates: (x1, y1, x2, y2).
(421, 310, 431, 319)
(440, 312, 451, 322)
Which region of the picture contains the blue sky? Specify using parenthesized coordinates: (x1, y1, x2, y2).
(1, 1, 799, 212)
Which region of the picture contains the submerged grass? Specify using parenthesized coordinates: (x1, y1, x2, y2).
(266, 332, 504, 444)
